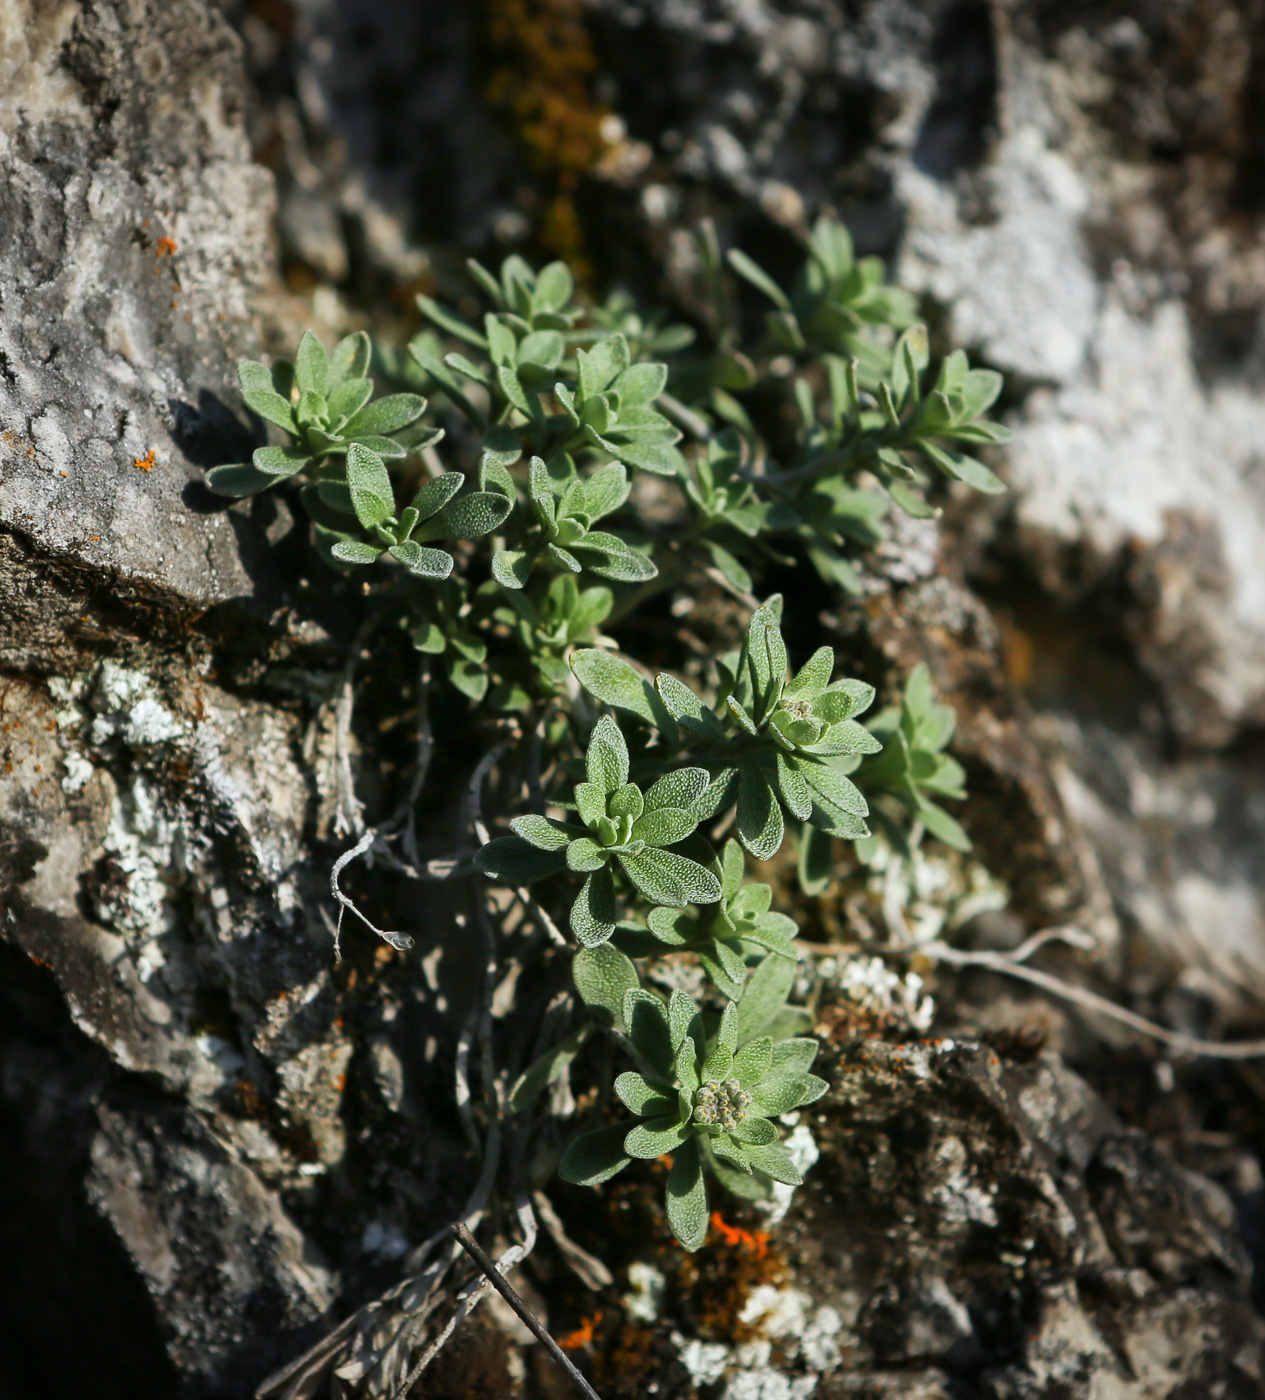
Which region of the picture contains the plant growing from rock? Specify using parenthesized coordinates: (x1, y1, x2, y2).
(205, 225, 996, 1264)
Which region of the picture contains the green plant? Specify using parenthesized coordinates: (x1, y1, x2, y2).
(558, 993, 826, 1250)
(627, 840, 797, 1001)
(570, 598, 883, 860)
(205, 224, 999, 1253)
(476, 716, 722, 945)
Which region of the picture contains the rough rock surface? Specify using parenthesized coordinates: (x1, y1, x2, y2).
(0, 2, 343, 1394)
(5, 2, 1265, 1398)
(0, 0, 280, 673)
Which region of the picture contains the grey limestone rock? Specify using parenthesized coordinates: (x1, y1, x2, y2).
(0, 0, 279, 673)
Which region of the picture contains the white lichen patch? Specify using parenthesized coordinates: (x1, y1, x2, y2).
(931, 1137, 1000, 1228)
(670, 1239, 843, 1396)
(826, 955, 936, 1033)
(673, 1332, 731, 1387)
(856, 831, 1008, 947)
(721, 1369, 819, 1400)
(98, 771, 187, 939)
(61, 751, 96, 793)
(624, 1260, 666, 1322)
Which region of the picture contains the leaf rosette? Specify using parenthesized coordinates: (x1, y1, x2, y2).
(475, 717, 721, 946)
(559, 993, 826, 1250)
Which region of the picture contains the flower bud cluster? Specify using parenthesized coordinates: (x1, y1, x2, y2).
(692, 1077, 752, 1130)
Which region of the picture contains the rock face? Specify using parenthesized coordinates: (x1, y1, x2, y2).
(568, 0, 1265, 995)
(0, 0, 278, 674)
(4, 2, 1265, 1398)
(0, 2, 342, 1395)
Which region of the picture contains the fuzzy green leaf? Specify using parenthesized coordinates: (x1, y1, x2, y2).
(736, 762, 784, 862)
(510, 815, 576, 851)
(919, 439, 1005, 494)
(798, 821, 834, 896)
(559, 1125, 632, 1186)
(727, 249, 792, 312)
(238, 360, 298, 435)
(918, 798, 971, 851)
(614, 361, 667, 407)
(295, 336, 331, 403)
(770, 1038, 820, 1075)
(509, 1026, 591, 1112)
(586, 715, 629, 794)
(346, 442, 395, 528)
(741, 1141, 803, 1186)
(571, 866, 618, 947)
(736, 953, 797, 1045)
(327, 377, 374, 427)
(624, 990, 675, 1078)
(666, 1137, 709, 1250)
(331, 539, 384, 565)
(330, 330, 372, 383)
(408, 472, 465, 521)
(625, 1115, 690, 1160)
(620, 848, 721, 908)
(475, 835, 567, 884)
(631, 807, 697, 848)
(573, 942, 639, 1028)
(387, 542, 454, 578)
(534, 261, 574, 312)
(419, 490, 512, 542)
(574, 532, 658, 582)
(343, 393, 428, 437)
(567, 837, 609, 873)
(206, 462, 279, 497)
(580, 462, 631, 520)
(643, 767, 710, 815)
(615, 1071, 676, 1117)
(732, 1036, 773, 1085)
(492, 550, 533, 589)
(730, 1116, 778, 1146)
(252, 444, 311, 478)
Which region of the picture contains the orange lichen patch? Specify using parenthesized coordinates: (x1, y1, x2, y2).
(87, 535, 100, 541)
(27, 954, 53, 970)
(710, 1212, 770, 1257)
(558, 1311, 603, 1350)
(156, 235, 178, 256)
(480, 0, 611, 276)
(133, 449, 156, 472)
(677, 1220, 789, 1345)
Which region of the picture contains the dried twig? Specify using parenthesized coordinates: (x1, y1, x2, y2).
(330, 829, 414, 957)
(532, 1190, 614, 1290)
(921, 940, 1265, 1060)
(450, 1222, 603, 1400)
(389, 1200, 541, 1400)
(332, 610, 385, 838)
